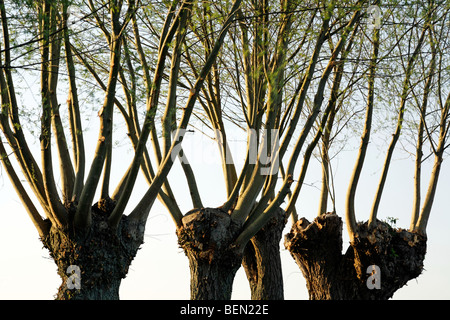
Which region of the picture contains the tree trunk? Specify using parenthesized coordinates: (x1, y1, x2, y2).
(41, 199, 144, 300)
(285, 213, 426, 300)
(177, 207, 242, 300)
(242, 207, 288, 300)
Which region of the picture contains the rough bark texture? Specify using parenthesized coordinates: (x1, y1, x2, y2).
(242, 207, 288, 300)
(41, 199, 145, 300)
(177, 207, 243, 300)
(285, 212, 427, 300)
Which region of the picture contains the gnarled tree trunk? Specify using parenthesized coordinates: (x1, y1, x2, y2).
(242, 207, 288, 300)
(177, 208, 243, 300)
(41, 200, 144, 300)
(285, 213, 426, 300)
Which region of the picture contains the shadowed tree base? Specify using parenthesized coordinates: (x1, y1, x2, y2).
(177, 207, 243, 300)
(242, 207, 288, 300)
(285, 213, 427, 300)
(41, 200, 145, 300)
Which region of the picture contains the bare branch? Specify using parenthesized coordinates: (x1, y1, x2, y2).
(124, 0, 244, 228)
(345, 2, 379, 241)
(369, 11, 431, 228)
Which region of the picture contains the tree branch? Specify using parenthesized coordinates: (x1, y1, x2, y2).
(40, 0, 67, 228)
(0, 137, 47, 238)
(123, 0, 244, 228)
(369, 17, 430, 228)
(107, 1, 189, 229)
(345, 2, 379, 241)
(74, 3, 124, 229)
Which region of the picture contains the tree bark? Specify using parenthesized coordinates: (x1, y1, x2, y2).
(41, 200, 144, 300)
(242, 207, 288, 300)
(177, 208, 242, 300)
(285, 213, 426, 300)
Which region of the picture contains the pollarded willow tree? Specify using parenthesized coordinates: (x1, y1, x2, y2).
(285, 0, 450, 299)
(174, 0, 449, 300)
(0, 0, 242, 299)
(70, 0, 367, 300)
(174, 0, 366, 299)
